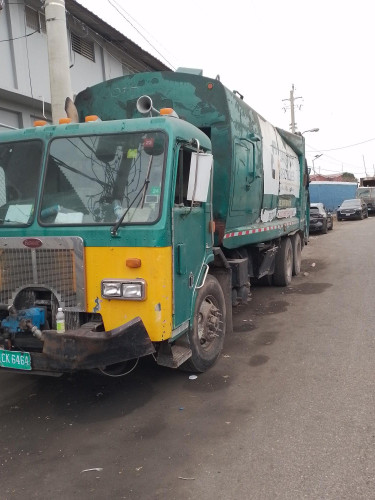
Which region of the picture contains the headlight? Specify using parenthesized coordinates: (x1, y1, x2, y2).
(101, 281, 122, 297)
(122, 283, 143, 299)
(101, 279, 146, 300)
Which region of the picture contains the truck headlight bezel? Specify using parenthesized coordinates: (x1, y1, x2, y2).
(101, 279, 147, 301)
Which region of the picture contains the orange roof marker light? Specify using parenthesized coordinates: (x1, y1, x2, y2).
(34, 120, 47, 127)
(85, 115, 101, 122)
(160, 108, 179, 118)
(207, 82, 214, 90)
(59, 117, 72, 124)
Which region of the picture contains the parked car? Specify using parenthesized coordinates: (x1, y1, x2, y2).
(337, 198, 368, 220)
(309, 203, 333, 233)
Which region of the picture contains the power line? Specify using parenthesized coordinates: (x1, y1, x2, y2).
(110, 0, 174, 60)
(306, 142, 368, 171)
(106, 0, 175, 70)
(0, 29, 38, 43)
(307, 136, 375, 153)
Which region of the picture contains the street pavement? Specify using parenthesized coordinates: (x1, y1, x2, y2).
(1, 216, 375, 499)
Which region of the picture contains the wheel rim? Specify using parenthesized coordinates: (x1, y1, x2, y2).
(197, 295, 223, 352)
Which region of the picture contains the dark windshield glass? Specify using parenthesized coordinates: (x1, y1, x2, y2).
(0, 140, 42, 225)
(40, 132, 165, 225)
(341, 199, 360, 207)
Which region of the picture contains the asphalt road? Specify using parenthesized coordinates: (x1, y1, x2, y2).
(1, 217, 375, 500)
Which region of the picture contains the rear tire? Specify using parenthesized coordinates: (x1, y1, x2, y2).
(322, 220, 328, 233)
(181, 275, 226, 373)
(292, 234, 302, 276)
(329, 218, 333, 230)
(273, 237, 293, 286)
(254, 274, 273, 286)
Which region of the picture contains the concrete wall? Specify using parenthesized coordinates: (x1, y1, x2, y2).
(0, 0, 136, 127)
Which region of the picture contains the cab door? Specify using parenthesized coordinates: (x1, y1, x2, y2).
(172, 147, 212, 331)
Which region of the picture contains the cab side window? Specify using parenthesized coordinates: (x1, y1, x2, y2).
(174, 149, 191, 207)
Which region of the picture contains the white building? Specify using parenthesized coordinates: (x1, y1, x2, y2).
(0, 0, 170, 129)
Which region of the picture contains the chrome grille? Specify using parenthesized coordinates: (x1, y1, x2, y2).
(0, 237, 85, 310)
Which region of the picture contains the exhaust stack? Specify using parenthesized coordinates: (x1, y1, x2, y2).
(136, 96, 160, 116)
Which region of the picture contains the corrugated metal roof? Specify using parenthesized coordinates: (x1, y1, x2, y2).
(65, 0, 171, 72)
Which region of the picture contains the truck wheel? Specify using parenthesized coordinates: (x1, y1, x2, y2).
(273, 237, 293, 286)
(292, 234, 302, 276)
(181, 275, 226, 373)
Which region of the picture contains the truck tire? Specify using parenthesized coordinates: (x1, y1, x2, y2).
(181, 275, 226, 373)
(292, 234, 302, 276)
(273, 237, 293, 286)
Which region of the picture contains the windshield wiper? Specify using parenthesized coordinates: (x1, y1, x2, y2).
(110, 156, 154, 237)
(110, 178, 150, 237)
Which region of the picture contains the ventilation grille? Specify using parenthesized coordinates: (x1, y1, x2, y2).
(71, 33, 95, 62)
(0, 238, 85, 310)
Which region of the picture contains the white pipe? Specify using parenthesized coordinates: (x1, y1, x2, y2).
(44, 0, 73, 123)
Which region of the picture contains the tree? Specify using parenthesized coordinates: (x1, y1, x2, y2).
(341, 172, 358, 183)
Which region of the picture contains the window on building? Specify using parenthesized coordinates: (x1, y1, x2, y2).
(25, 6, 46, 34)
(0, 108, 21, 131)
(71, 33, 95, 62)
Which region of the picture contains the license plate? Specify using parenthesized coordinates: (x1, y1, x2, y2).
(345, 213, 351, 216)
(0, 349, 31, 370)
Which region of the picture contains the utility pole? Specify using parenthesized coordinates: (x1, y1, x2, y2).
(44, 0, 72, 123)
(363, 155, 368, 176)
(282, 84, 302, 133)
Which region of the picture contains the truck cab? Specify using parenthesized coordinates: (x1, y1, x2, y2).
(0, 113, 219, 374)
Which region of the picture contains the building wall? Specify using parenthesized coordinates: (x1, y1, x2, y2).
(309, 182, 358, 212)
(0, 0, 145, 128)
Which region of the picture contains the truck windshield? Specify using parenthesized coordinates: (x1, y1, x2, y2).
(40, 131, 166, 225)
(357, 187, 375, 197)
(0, 140, 43, 225)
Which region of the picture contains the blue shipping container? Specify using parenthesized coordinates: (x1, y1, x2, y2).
(309, 182, 357, 212)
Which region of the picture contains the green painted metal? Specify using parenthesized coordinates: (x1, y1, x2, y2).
(172, 205, 211, 328)
(75, 71, 308, 247)
(0, 116, 210, 248)
(0, 70, 308, 263)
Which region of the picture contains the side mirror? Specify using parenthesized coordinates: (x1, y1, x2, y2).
(187, 152, 213, 202)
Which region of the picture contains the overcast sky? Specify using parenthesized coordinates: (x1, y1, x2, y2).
(77, 0, 375, 180)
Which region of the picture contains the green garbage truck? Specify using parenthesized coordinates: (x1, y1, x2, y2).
(0, 69, 309, 375)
